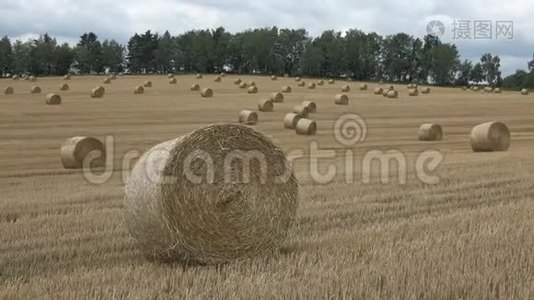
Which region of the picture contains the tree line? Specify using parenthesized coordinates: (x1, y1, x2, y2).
(0, 27, 533, 88)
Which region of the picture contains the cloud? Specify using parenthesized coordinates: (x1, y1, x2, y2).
(1, 0, 533, 75)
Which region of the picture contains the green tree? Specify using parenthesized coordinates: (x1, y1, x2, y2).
(428, 44, 460, 85)
(12, 40, 31, 74)
(480, 53, 501, 86)
(471, 63, 484, 84)
(456, 59, 473, 86)
(75, 32, 103, 73)
(0, 36, 13, 75)
(102, 40, 124, 73)
(54, 43, 75, 75)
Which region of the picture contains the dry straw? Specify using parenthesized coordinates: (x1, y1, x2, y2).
(308, 82, 316, 89)
(248, 81, 256, 87)
(258, 99, 274, 112)
(234, 78, 242, 85)
(293, 105, 310, 118)
(214, 76, 222, 82)
(360, 84, 368, 91)
(421, 87, 431, 94)
(220, 72, 226, 77)
(284, 113, 302, 129)
(247, 86, 258, 94)
(408, 88, 419, 96)
(168, 74, 175, 79)
(335, 94, 349, 105)
(418, 124, 443, 141)
(484, 87, 493, 93)
(191, 84, 200, 91)
(317, 80, 324, 86)
(328, 79, 335, 84)
(134, 86, 145, 94)
(169, 78, 177, 84)
(471, 86, 480, 92)
(60, 136, 105, 169)
(123, 124, 298, 264)
(45, 93, 62, 105)
(494, 88, 502, 94)
(470, 121, 511, 152)
(239, 82, 248, 89)
(103, 77, 112, 84)
(4, 86, 14, 95)
(238, 110, 258, 125)
(373, 87, 383, 95)
(387, 90, 399, 98)
(144, 81, 152, 88)
(200, 88, 213, 98)
(295, 77, 301, 82)
(60, 83, 69, 91)
(64, 74, 71, 80)
(111, 73, 117, 80)
(196, 74, 203, 79)
(281, 86, 292, 93)
(298, 81, 306, 87)
(29, 76, 37, 82)
(270, 92, 284, 103)
(12, 75, 19, 80)
(341, 85, 351, 92)
(91, 86, 105, 98)
(271, 75, 277, 80)
(296, 119, 317, 135)
(521, 88, 529, 95)
(302, 101, 317, 113)
(31, 86, 41, 94)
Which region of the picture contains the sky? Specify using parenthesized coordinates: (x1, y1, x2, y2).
(1, 0, 533, 75)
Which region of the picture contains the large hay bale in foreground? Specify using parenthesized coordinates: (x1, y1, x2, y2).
(238, 110, 258, 125)
(302, 101, 317, 113)
(134, 86, 145, 94)
(270, 92, 284, 103)
(421, 87, 431, 94)
(335, 94, 349, 105)
(470, 121, 511, 152)
(91, 86, 105, 98)
(60, 83, 70, 91)
(284, 113, 302, 129)
(418, 124, 443, 141)
(124, 124, 298, 264)
(293, 105, 309, 118)
(373, 87, 383, 95)
(281, 86, 292, 93)
(360, 84, 368, 91)
(297, 81, 306, 87)
(341, 85, 350, 92)
(247, 86, 258, 94)
(144, 81, 152, 88)
(239, 82, 248, 89)
(308, 82, 316, 89)
(200, 88, 213, 98)
(4, 86, 14, 95)
(521, 88, 529, 95)
(31, 86, 42, 94)
(295, 119, 317, 135)
(258, 99, 274, 112)
(60, 137, 106, 169)
(169, 78, 177, 84)
(191, 84, 200, 91)
(45, 93, 62, 105)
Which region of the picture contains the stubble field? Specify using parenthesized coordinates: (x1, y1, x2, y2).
(1, 74, 534, 299)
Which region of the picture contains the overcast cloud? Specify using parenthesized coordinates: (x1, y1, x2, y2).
(1, 0, 533, 75)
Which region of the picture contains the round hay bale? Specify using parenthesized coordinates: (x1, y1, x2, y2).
(258, 99, 274, 112)
(408, 88, 419, 96)
(302, 101, 317, 113)
(29, 76, 37, 82)
(220, 72, 226, 77)
(295, 119, 317, 135)
(284, 73, 289, 78)
(521, 88, 529, 95)
(200, 88, 213, 98)
(144, 81, 152, 88)
(284, 113, 302, 129)
(191, 84, 200, 91)
(248, 81, 256, 87)
(103, 77, 112, 84)
(60, 137, 106, 169)
(31, 86, 41, 94)
(328, 79, 335, 84)
(484, 87, 493, 93)
(281, 86, 292, 93)
(360, 84, 368, 91)
(334, 94, 349, 105)
(293, 105, 310, 118)
(169, 78, 177, 84)
(239, 82, 248, 89)
(110, 73, 117, 80)
(45, 93, 62, 105)
(214, 76, 222, 82)
(347, 77, 353, 82)
(470, 121, 511, 152)
(123, 124, 298, 264)
(271, 75, 277, 80)
(270, 92, 284, 103)
(168, 73, 175, 79)
(60, 83, 70, 91)
(421, 87, 431, 94)
(382, 89, 389, 97)
(4, 86, 14, 95)
(196, 74, 203, 79)
(91, 86, 105, 98)
(341, 85, 351, 92)
(462, 86, 468, 91)
(471, 86, 480, 92)
(494, 88, 502, 94)
(238, 110, 258, 125)
(297, 81, 306, 87)
(295, 77, 301, 82)
(134, 86, 145, 94)
(247, 86, 258, 94)
(317, 80, 324, 86)
(234, 78, 242, 85)
(308, 82, 316, 89)
(418, 124, 443, 141)
(387, 90, 399, 99)
(373, 87, 383, 95)
(12, 75, 19, 80)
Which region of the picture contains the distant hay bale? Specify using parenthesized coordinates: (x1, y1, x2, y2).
(334, 94, 349, 105)
(284, 73, 289, 78)
(328, 79, 335, 84)
(111, 73, 117, 80)
(302, 100, 317, 113)
(420, 87, 430, 94)
(462, 86, 468, 91)
(471, 86, 480, 92)
(247, 86, 258, 94)
(317, 80, 324, 86)
(239, 82, 248, 89)
(293, 105, 310, 118)
(360, 84, 368, 91)
(45, 93, 62, 105)
(521, 88, 529, 95)
(196, 74, 203, 79)
(214, 76, 222, 82)
(12, 74, 19, 80)
(248, 81, 256, 87)
(271, 75, 277, 80)
(31, 86, 41, 94)
(270, 92, 284, 103)
(144, 81, 152, 88)
(494, 88, 502, 94)
(470, 121, 511, 152)
(408, 88, 419, 96)
(295, 77, 301, 82)
(220, 72, 226, 77)
(169, 78, 177, 84)
(200, 88, 213, 98)
(387, 90, 399, 98)
(341, 85, 350, 92)
(258, 99, 274, 112)
(4, 86, 14, 95)
(347, 77, 353, 82)
(191, 84, 200, 91)
(281, 86, 292, 93)
(168, 73, 175, 79)
(29, 76, 37, 82)
(60, 136, 105, 169)
(91, 86, 105, 98)
(407, 84, 418, 89)
(387, 85, 394, 90)
(308, 82, 316, 89)
(60, 83, 70, 91)
(103, 77, 112, 84)
(295, 119, 317, 135)
(123, 124, 298, 264)
(284, 113, 302, 129)
(134, 86, 145, 94)
(382, 89, 389, 97)
(297, 81, 306, 87)
(234, 78, 242, 85)
(418, 124, 443, 141)
(238, 110, 258, 125)
(484, 87, 493, 93)
(373, 87, 383, 95)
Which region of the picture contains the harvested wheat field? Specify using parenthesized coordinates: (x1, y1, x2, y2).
(1, 74, 534, 299)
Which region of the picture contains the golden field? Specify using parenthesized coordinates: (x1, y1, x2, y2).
(1, 74, 534, 299)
